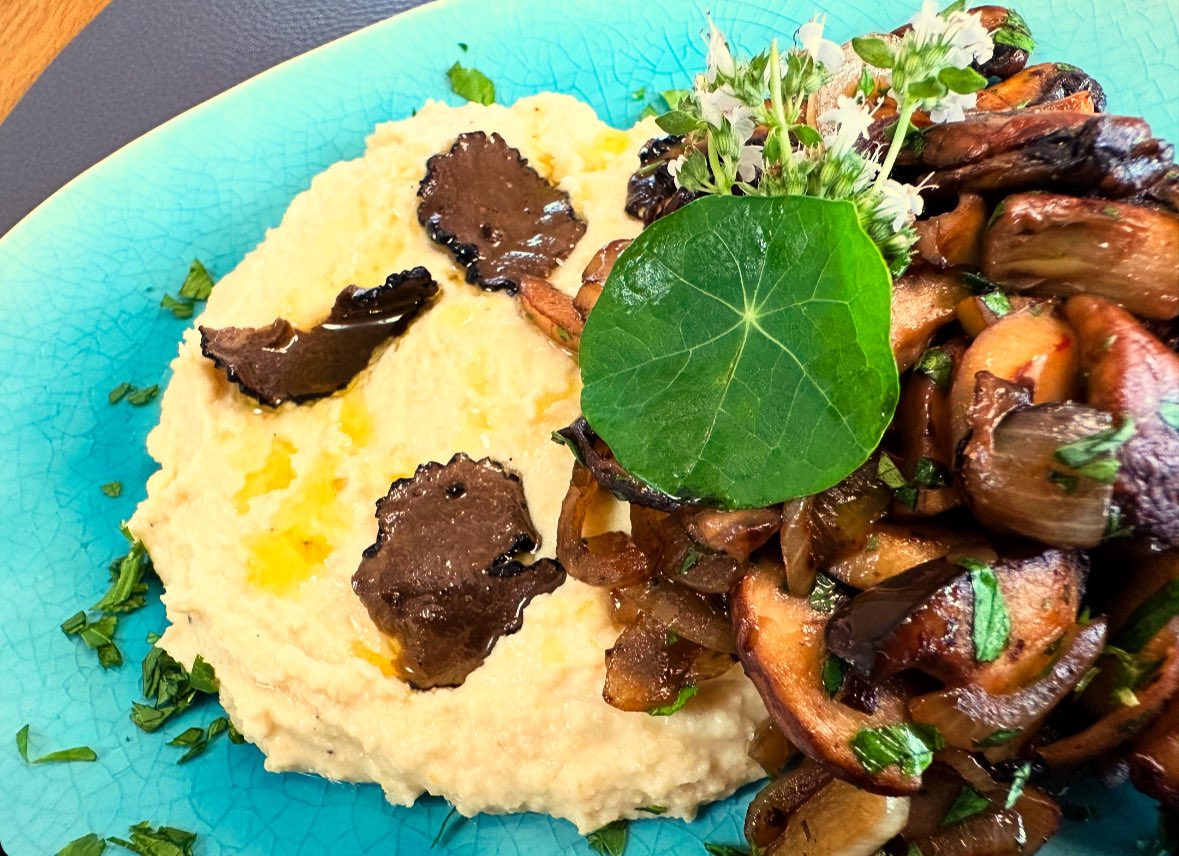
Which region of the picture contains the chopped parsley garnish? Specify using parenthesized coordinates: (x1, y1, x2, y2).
(94, 531, 153, 613)
(961, 271, 1002, 292)
(665, 631, 680, 646)
(877, 454, 920, 508)
(16, 724, 98, 765)
(447, 62, 495, 105)
(637, 805, 667, 815)
(958, 557, 1011, 663)
(167, 716, 237, 764)
(1005, 761, 1033, 809)
(808, 573, 841, 613)
(973, 727, 1021, 748)
(585, 819, 628, 856)
(126, 385, 160, 407)
(108, 383, 132, 404)
(679, 547, 702, 575)
(649, 685, 698, 716)
(912, 457, 951, 489)
(941, 785, 990, 826)
(57, 834, 107, 856)
(132, 647, 219, 732)
(100, 481, 123, 498)
(914, 347, 953, 391)
(108, 821, 197, 856)
(703, 846, 755, 856)
(160, 259, 217, 319)
(1053, 417, 1135, 484)
(822, 655, 848, 696)
(1104, 645, 1163, 707)
(993, 9, 1036, 52)
(61, 611, 122, 668)
(850, 723, 945, 777)
(1047, 469, 1078, 494)
(1105, 505, 1132, 540)
(979, 290, 1012, 317)
(1115, 579, 1179, 653)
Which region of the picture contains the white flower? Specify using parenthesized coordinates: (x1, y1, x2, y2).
(667, 154, 687, 188)
(798, 17, 844, 73)
(929, 89, 977, 123)
(819, 95, 874, 156)
(698, 84, 757, 142)
(944, 10, 994, 66)
(908, 0, 947, 47)
(737, 144, 764, 182)
(705, 19, 737, 83)
(876, 178, 925, 231)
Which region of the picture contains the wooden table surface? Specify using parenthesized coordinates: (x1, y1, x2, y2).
(0, 0, 113, 123)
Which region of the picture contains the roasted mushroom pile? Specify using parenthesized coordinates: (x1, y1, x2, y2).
(513, 6, 1179, 853)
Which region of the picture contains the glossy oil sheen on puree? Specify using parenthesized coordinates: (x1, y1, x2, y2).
(131, 93, 767, 832)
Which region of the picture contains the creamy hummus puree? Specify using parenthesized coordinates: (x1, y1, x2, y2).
(131, 93, 766, 832)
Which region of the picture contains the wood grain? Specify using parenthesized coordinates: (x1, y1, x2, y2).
(0, 0, 113, 123)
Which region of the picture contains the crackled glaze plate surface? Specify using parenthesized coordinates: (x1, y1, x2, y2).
(1, 0, 1177, 852)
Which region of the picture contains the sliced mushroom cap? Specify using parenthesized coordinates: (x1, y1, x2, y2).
(975, 62, 1107, 113)
(891, 270, 971, 372)
(1130, 690, 1179, 809)
(625, 136, 700, 225)
(517, 275, 584, 353)
(949, 309, 1079, 449)
(733, 562, 922, 795)
(417, 131, 586, 291)
(909, 618, 1108, 760)
(914, 193, 987, 270)
(575, 239, 631, 318)
(602, 612, 733, 712)
(683, 506, 782, 562)
(1065, 295, 1179, 549)
(983, 194, 1179, 320)
(902, 112, 1174, 200)
(826, 521, 985, 591)
(200, 267, 437, 407)
(556, 461, 652, 588)
(352, 454, 565, 689)
(825, 547, 1087, 692)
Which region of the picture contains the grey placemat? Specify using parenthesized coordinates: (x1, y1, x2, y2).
(0, 0, 433, 237)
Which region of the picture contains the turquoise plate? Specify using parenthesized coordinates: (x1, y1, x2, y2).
(1, 0, 1176, 852)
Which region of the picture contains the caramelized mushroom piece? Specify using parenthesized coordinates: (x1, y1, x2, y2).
(553, 417, 684, 511)
(614, 576, 736, 654)
(1130, 691, 1179, 809)
(624, 136, 699, 225)
(955, 294, 1046, 338)
(959, 374, 1115, 548)
(909, 618, 1107, 759)
(748, 719, 798, 778)
(890, 348, 962, 517)
(891, 270, 972, 372)
(1066, 295, 1179, 548)
(1040, 618, 1179, 768)
(900, 112, 1175, 200)
(975, 62, 1106, 113)
(826, 548, 1087, 691)
(970, 6, 1034, 80)
(983, 194, 1179, 320)
(629, 505, 747, 594)
(826, 522, 983, 590)
(809, 456, 894, 566)
(780, 497, 817, 597)
(517, 275, 584, 353)
(747, 761, 911, 856)
(733, 562, 922, 795)
(602, 613, 733, 712)
(914, 193, 987, 270)
(418, 131, 586, 291)
(556, 461, 652, 588)
(949, 309, 1079, 448)
(575, 239, 631, 317)
(200, 267, 437, 407)
(683, 506, 782, 561)
(352, 454, 565, 689)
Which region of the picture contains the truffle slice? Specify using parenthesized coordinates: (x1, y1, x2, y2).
(352, 454, 566, 689)
(417, 131, 586, 291)
(200, 267, 437, 407)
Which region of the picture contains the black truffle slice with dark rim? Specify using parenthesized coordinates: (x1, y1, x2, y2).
(199, 266, 437, 407)
(352, 454, 566, 689)
(417, 131, 586, 292)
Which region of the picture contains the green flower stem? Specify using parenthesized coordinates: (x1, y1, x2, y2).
(874, 99, 917, 191)
(768, 40, 787, 130)
(706, 132, 731, 194)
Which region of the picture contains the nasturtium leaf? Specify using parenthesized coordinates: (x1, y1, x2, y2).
(580, 196, 898, 508)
